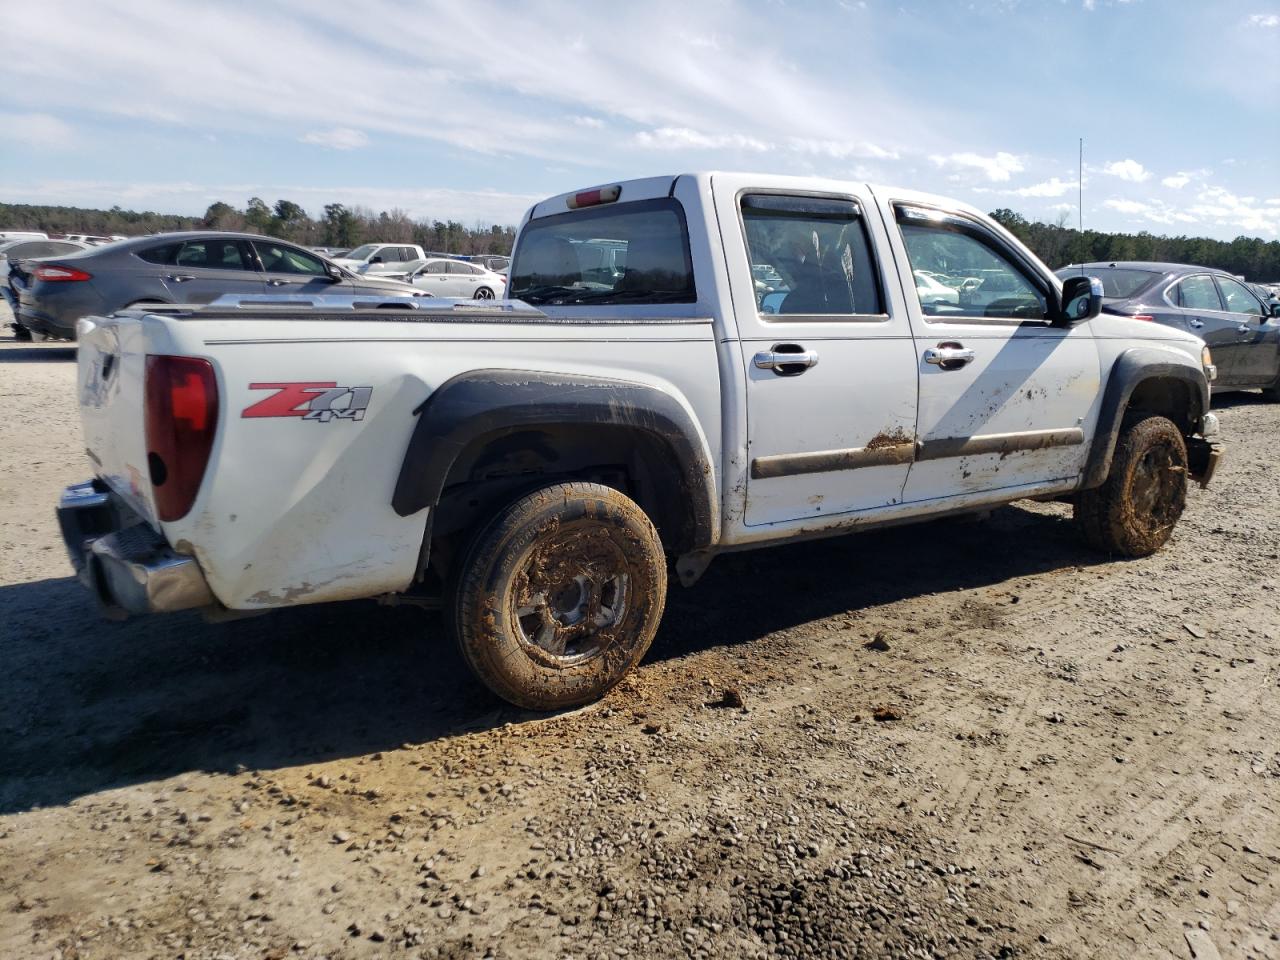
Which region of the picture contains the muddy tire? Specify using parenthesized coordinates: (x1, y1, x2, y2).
(1261, 378, 1280, 402)
(11, 323, 32, 342)
(450, 482, 667, 710)
(1075, 415, 1188, 557)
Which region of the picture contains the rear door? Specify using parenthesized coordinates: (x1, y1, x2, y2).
(163, 238, 265, 302)
(447, 261, 482, 296)
(712, 175, 920, 527)
(252, 241, 338, 295)
(1168, 274, 1245, 385)
(877, 198, 1099, 503)
(1215, 276, 1278, 386)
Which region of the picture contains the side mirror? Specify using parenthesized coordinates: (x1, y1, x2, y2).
(1271, 302, 1280, 318)
(369, 255, 384, 264)
(1058, 275, 1103, 325)
(324, 263, 344, 283)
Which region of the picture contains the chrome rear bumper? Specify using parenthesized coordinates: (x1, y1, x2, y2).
(57, 480, 214, 619)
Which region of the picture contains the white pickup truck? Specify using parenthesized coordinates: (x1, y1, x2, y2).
(59, 173, 1221, 710)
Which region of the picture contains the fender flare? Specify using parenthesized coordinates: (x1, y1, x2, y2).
(391, 369, 718, 550)
(1081, 348, 1209, 489)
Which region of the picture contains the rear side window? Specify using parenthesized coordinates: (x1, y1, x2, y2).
(741, 194, 884, 316)
(448, 261, 478, 275)
(1171, 275, 1222, 310)
(138, 243, 179, 265)
(176, 239, 247, 270)
(510, 197, 695, 306)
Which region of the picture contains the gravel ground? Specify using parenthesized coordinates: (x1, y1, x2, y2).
(2, 317, 1279, 960)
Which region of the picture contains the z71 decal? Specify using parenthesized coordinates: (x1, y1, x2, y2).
(242, 382, 373, 422)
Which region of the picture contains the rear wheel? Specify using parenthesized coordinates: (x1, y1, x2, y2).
(473, 286, 495, 300)
(11, 323, 32, 342)
(1075, 415, 1188, 557)
(1261, 373, 1280, 402)
(450, 481, 667, 710)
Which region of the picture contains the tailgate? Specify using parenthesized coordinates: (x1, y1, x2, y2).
(77, 315, 160, 525)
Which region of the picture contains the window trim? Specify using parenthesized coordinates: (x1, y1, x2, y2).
(892, 202, 1058, 327)
(1162, 273, 1225, 312)
(249, 240, 327, 277)
(735, 187, 891, 324)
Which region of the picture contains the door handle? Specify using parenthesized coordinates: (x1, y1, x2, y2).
(923, 343, 976, 369)
(267, 278, 294, 286)
(1237, 324, 1249, 334)
(1188, 318, 1204, 329)
(753, 347, 819, 375)
(167, 274, 195, 283)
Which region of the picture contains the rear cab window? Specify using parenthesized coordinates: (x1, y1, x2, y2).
(1054, 266, 1160, 299)
(509, 197, 696, 306)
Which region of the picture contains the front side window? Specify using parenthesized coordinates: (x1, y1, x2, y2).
(509, 197, 695, 306)
(741, 194, 884, 317)
(345, 244, 377, 261)
(254, 242, 325, 275)
(1217, 277, 1263, 315)
(1172, 275, 1222, 311)
(896, 207, 1047, 321)
(176, 239, 247, 271)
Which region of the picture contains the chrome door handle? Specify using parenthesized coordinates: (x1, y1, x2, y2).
(753, 348, 819, 374)
(267, 279, 293, 286)
(167, 274, 195, 282)
(923, 344, 976, 367)
(1237, 324, 1249, 334)
(1188, 318, 1204, 329)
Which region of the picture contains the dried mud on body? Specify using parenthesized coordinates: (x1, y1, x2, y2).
(1, 330, 1279, 960)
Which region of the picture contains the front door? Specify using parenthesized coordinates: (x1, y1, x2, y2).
(1215, 275, 1278, 387)
(251, 241, 340, 295)
(1169, 273, 1250, 386)
(875, 199, 1100, 504)
(712, 176, 920, 528)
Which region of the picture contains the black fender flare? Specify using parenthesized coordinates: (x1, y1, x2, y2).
(1081, 348, 1209, 489)
(391, 369, 718, 550)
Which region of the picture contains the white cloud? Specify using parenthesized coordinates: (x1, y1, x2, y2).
(633, 126, 773, 152)
(1102, 158, 1151, 182)
(788, 138, 899, 161)
(1103, 197, 1198, 226)
(1248, 14, 1280, 27)
(570, 115, 604, 128)
(1187, 186, 1278, 234)
(299, 127, 369, 150)
(0, 112, 74, 148)
(1162, 173, 1191, 189)
(929, 151, 1025, 182)
(1014, 176, 1076, 198)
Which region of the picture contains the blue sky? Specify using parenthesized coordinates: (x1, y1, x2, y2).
(1, 0, 1277, 239)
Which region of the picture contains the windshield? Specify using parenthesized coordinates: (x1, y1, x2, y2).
(509, 197, 696, 306)
(344, 244, 377, 261)
(1055, 266, 1160, 299)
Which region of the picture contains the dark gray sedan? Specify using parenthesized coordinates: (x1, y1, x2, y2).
(1056, 261, 1280, 396)
(14, 231, 422, 340)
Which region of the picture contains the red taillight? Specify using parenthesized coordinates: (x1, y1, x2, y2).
(34, 265, 92, 282)
(144, 355, 219, 522)
(566, 184, 621, 209)
(1131, 314, 1154, 322)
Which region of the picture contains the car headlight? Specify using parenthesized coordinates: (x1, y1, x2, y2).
(1201, 345, 1217, 382)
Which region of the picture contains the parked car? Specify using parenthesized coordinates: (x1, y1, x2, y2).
(466, 254, 511, 275)
(58, 173, 1219, 711)
(0, 230, 47, 242)
(1055, 262, 1280, 396)
(397, 257, 508, 298)
(1, 238, 93, 339)
(330, 243, 427, 273)
(15, 231, 423, 340)
(914, 269, 959, 306)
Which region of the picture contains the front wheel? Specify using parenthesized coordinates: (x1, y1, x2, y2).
(11, 323, 32, 342)
(473, 286, 495, 300)
(451, 482, 667, 710)
(1075, 415, 1188, 557)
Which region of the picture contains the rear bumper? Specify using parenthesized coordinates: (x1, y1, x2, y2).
(57, 480, 214, 618)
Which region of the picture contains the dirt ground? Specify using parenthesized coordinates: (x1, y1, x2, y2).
(2, 319, 1278, 960)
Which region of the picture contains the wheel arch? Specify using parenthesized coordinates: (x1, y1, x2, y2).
(392, 369, 719, 572)
(1081, 348, 1208, 490)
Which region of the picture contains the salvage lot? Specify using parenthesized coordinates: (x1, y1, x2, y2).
(1, 318, 1279, 959)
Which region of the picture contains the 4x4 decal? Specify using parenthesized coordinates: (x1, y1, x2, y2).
(242, 382, 373, 422)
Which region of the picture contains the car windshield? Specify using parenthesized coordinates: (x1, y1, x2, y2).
(1055, 266, 1160, 299)
(509, 197, 696, 306)
(344, 244, 377, 260)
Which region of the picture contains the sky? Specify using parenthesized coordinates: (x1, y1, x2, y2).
(1, 0, 1277, 240)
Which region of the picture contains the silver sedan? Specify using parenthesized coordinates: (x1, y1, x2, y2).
(399, 258, 508, 299)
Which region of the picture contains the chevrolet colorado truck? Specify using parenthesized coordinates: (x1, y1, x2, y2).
(59, 173, 1221, 710)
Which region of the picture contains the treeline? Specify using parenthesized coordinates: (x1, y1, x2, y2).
(990, 208, 1280, 282)
(0, 198, 516, 255)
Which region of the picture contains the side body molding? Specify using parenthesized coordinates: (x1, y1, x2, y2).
(1081, 348, 1209, 490)
(392, 369, 718, 549)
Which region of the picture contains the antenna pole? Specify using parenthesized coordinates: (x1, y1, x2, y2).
(1078, 138, 1084, 275)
